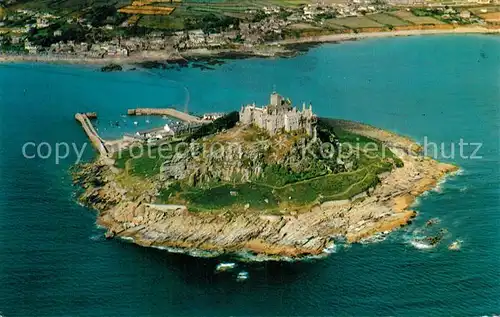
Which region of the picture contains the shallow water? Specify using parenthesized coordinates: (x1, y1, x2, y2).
(0, 34, 499, 316)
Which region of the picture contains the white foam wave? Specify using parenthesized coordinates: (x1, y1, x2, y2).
(359, 232, 388, 244)
(410, 240, 434, 250)
(152, 245, 221, 258)
(119, 236, 135, 242)
(453, 168, 465, 176)
(89, 234, 104, 242)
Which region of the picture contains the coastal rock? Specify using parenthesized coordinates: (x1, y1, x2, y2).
(75, 120, 458, 259)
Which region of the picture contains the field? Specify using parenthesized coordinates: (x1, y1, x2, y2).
(392, 10, 445, 25)
(469, 5, 500, 15)
(131, 0, 182, 6)
(366, 13, 410, 26)
(133, 0, 289, 30)
(478, 12, 500, 23)
(6, 0, 131, 13)
(330, 16, 384, 29)
(119, 5, 175, 15)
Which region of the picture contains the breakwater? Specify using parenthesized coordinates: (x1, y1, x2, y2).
(127, 108, 206, 123)
(75, 113, 109, 157)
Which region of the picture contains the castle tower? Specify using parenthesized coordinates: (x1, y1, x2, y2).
(270, 92, 282, 107)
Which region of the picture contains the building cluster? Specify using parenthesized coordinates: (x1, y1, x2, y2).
(239, 18, 289, 44)
(133, 124, 175, 144)
(0, 0, 498, 57)
(388, 0, 494, 5)
(239, 92, 317, 136)
(436, 7, 482, 23)
(202, 113, 225, 121)
(48, 39, 129, 57)
(282, 0, 388, 23)
(0, 9, 59, 30)
(173, 29, 239, 49)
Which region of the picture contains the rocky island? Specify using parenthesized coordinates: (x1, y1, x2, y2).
(74, 92, 458, 260)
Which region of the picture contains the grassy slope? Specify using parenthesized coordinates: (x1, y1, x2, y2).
(115, 117, 402, 214)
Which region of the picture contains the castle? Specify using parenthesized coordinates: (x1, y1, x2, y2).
(239, 92, 316, 136)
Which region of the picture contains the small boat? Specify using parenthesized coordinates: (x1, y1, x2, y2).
(236, 271, 249, 281)
(448, 240, 461, 251)
(133, 121, 138, 126)
(215, 262, 236, 272)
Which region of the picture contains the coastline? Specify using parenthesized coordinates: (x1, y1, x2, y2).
(74, 119, 458, 260)
(275, 25, 500, 46)
(1, 26, 498, 66)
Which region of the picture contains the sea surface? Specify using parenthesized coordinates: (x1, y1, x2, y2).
(0, 35, 499, 316)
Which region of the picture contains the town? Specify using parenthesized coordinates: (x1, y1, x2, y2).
(0, 0, 498, 59)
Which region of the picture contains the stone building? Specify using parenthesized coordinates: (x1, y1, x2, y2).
(239, 92, 316, 136)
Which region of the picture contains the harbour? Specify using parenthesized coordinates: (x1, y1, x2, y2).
(75, 107, 220, 159)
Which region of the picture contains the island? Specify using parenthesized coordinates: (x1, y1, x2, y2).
(73, 92, 458, 260)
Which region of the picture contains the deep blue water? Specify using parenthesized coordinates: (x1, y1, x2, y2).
(0, 35, 499, 316)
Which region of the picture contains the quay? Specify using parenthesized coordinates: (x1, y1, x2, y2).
(75, 113, 109, 157)
(127, 108, 208, 123)
(75, 107, 217, 159)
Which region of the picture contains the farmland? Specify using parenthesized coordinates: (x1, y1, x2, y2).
(118, 5, 176, 15)
(366, 13, 410, 27)
(392, 10, 445, 25)
(127, 0, 311, 29)
(478, 12, 500, 23)
(330, 16, 384, 29)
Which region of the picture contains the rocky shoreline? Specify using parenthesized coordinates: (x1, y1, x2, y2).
(74, 119, 458, 260)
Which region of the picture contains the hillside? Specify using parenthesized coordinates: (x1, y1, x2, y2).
(108, 113, 401, 215)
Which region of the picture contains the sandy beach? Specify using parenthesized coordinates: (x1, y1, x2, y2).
(275, 26, 500, 46)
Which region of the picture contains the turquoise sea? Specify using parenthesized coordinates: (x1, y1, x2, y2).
(0, 35, 499, 316)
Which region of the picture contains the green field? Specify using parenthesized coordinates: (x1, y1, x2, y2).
(329, 16, 384, 29)
(469, 5, 500, 14)
(392, 10, 445, 25)
(366, 13, 410, 26)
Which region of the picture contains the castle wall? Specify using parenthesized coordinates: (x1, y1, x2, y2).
(240, 94, 316, 136)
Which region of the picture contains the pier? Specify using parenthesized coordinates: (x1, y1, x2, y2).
(127, 108, 208, 123)
(75, 113, 109, 157)
(75, 107, 214, 159)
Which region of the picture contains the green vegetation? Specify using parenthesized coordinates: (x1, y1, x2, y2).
(0, 36, 26, 53)
(392, 10, 445, 25)
(187, 111, 239, 141)
(365, 13, 409, 27)
(115, 117, 403, 213)
(160, 161, 386, 213)
(332, 16, 384, 29)
(114, 140, 181, 177)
